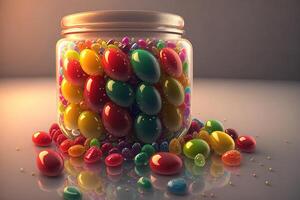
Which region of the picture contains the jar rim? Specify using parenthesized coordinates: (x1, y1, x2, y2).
(61, 10, 184, 36)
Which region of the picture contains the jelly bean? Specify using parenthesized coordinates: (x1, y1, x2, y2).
(156, 40, 165, 49)
(141, 144, 156, 157)
(179, 49, 187, 62)
(68, 144, 85, 158)
(177, 74, 189, 88)
(63, 186, 82, 200)
(162, 103, 182, 132)
(105, 153, 124, 167)
(102, 48, 131, 81)
(77, 171, 101, 190)
(121, 147, 133, 160)
(205, 120, 224, 134)
(136, 83, 162, 115)
(224, 128, 239, 140)
(187, 119, 203, 135)
(134, 152, 148, 166)
(121, 36, 130, 45)
(183, 139, 210, 159)
(138, 39, 147, 48)
(61, 79, 83, 104)
(78, 111, 103, 139)
(108, 147, 120, 155)
(169, 138, 182, 155)
(63, 103, 82, 130)
(159, 48, 182, 78)
(117, 140, 130, 150)
(91, 43, 101, 53)
(56, 134, 67, 145)
(58, 101, 66, 114)
(73, 135, 86, 146)
(52, 129, 63, 143)
(151, 142, 159, 152)
(84, 40, 93, 48)
(101, 142, 113, 154)
(90, 138, 100, 147)
(194, 130, 211, 145)
(130, 49, 161, 84)
(49, 123, 60, 138)
(183, 62, 189, 75)
(194, 153, 206, 167)
(236, 135, 256, 153)
(32, 131, 52, 147)
(150, 152, 183, 175)
(162, 77, 184, 106)
(221, 150, 242, 166)
(84, 75, 109, 111)
(106, 79, 134, 107)
(59, 139, 74, 153)
(64, 49, 80, 61)
(166, 41, 177, 49)
(79, 49, 103, 75)
(119, 43, 131, 53)
(36, 149, 64, 177)
(134, 114, 162, 143)
(63, 59, 88, 86)
(84, 146, 102, 164)
(137, 177, 152, 190)
(210, 131, 235, 155)
(183, 134, 193, 143)
(167, 178, 187, 195)
(160, 141, 169, 152)
(102, 102, 132, 137)
(131, 142, 142, 156)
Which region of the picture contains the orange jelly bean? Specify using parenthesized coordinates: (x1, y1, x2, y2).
(68, 144, 86, 158)
(221, 150, 242, 167)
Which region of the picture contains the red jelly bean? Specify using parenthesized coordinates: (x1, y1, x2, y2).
(84, 75, 109, 112)
(102, 102, 132, 138)
(225, 128, 239, 140)
(101, 142, 113, 154)
(221, 150, 242, 166)
(84, 146, 103, 164)
(187, 120, 202, 135)
(52, 129, 63, 143)
(159, 48, 182, 78)
(150, 152, 183, 175)
(102, 48, 131, 81)
(32, 131, 52, 147)
(59, 139, 74, 153)
(63, 59, 88, 86)
(236, 135, 256, 153)
(73, 135, 86, 145)
(36, 149, 64, 177)
(49, 123, 60, 138)
(56, 134, 68, 145)
(105, 153, 124, 167)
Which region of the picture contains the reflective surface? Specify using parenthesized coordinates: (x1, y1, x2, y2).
(0, 78, 300, 200)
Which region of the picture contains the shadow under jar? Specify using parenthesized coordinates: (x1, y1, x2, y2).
(57, 10, 193, 144)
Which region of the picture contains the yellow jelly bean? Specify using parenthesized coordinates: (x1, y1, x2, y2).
(58, 101, 66, 115)
(107, 44, 118, 49)
(101, 41, 107, 48)
(162, 103, 182, 132)
(209, 131, 235, 155)
(79, 49, 103, 75)
(64, 49, 80, 61)
(169, 138, 182, 155)
(63, 103, 82, 130)
(194, 130, 211, 146)
(77, 171, 101, 191)
(162, 77, 184, 106)
(91, 43, 101, 53)
(68, 144, 85, 158)
(61, 79, 83, 103)
(78, 111, 104, 139)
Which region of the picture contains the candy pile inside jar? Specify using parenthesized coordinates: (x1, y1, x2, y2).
(32, 117, 257, 199)
(58, 37, 191, 145)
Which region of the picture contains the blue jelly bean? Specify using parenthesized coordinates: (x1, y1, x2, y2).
(160, 141, 169, 152)
(167, 178, 187, 196)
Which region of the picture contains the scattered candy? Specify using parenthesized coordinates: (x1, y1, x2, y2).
(68, 145, 86, 158)
(224, 128, 239, 140)
(63, 186, 82, 200)
(32, 131, 52, 147)
(89, 138, 100, 147)
(137, 177, 152, 190)
(59, 139, 74, 153)
(183, 139, 210, 159)
(169, 138, 182, 155)
(105, 153, 124, 167)
(236, 135, 256, 153)
(84, 146, 102, 164)
(134, 152, 149, 166)
(36, 149, 64, 176)
(150, 152, 182, 175)
(141, 144, 156, 157)
(204, 120, 224, 134)
(221, 150, 242, 166)
(194, 153, 206, 167)
(209, 131, 235, 155)
(167, 178, 187, 195)
(159, 141, 169, 152)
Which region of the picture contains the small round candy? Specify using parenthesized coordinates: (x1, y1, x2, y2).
(89, 138, 100, 147)
(134, 152, 148, 166)
(36, 149, 64, 177)
(162, 77, 184, 106)
(64, 49, 80, 61)
(32, 131, 52, 147)
(224, 128, 239, 140)
(73, 135, 86, 145)
(136, 83, 162, 115)
(61, 79, 83, 104)
(108, 147, 120, 155)
(141, 144, 156, 157)
(63, 103, 82, 130)
(131, 142, 142, 156)
(168, 138, 182, 155)
(210, 131, 235, 155)
(130, 49, 161, 84)
(159, 47, 182, 78)
(105, 153, 124, 167)
(121, 147, 133, 160)
(79, 49, 103, 75)
(137, 177, 152, 190)
(183, 139, 210, 159)
(194, 130, 211, 145)
(187, 119, 203, 135)
(162, 103, 182, 132)
(63, 186, 82, 200)
(102, 48, 131, 81)
(78, 111, 103, 139)
(160, 141, 169, 152)
(84, 146, 102, 164)
(204, 120, 224, 134)
(102, 102, 132, 138)
(151, 142, 159, 152)
(167, 178, 187, 196)
(221, 150, 242, 166)
(156, 40, 165, 49)
(150, 152, 183, 175)
(63, 59, 88, 86)
(106, 79, 134, 107)
(134, 114, 162, 144)
(68, 144, 85, 158)
(236, 135, 256, 153)
(194, 153, 206, 167)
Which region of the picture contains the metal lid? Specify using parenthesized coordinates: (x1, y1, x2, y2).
(61, 10, 184, 35)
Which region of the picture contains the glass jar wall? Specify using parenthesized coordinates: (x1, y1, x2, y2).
(56, 11, 193, 144)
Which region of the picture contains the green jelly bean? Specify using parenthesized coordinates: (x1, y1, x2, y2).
(183, 139, 210, 159)
(183, 62, 189, 75)
(194, 153, 206, 167)
(63, 186, 82, 200)
(106, 79, 134, 107)
(156, 40, 165, 50)
(134, 152, 149, 166)
(141, 144, 156, 157)
(90, 138, 100, 147)
(135, 114, 162, 144)
(204, 120, 224, 134)
(137, 177, 152, 190)
(136, 83, 162, 115)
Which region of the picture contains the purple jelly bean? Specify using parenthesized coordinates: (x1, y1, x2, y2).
(122, 147, 133, 160)
(131, 142, 141, 156)
(121, 36, 130, 45)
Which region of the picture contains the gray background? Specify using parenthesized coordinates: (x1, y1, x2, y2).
(0, 0, 299, 80)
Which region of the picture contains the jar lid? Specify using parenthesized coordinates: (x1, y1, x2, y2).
(61, 10, 184, 35)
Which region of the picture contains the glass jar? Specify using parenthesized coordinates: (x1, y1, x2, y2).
(56, 10, 193, 144)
